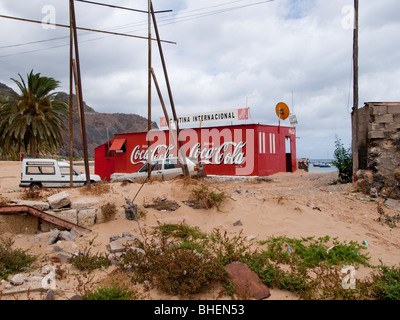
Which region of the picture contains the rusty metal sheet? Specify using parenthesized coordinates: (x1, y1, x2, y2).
(225, 261, 271, 300)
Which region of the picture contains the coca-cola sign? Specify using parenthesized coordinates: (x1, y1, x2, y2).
(130, 142, 246, 166)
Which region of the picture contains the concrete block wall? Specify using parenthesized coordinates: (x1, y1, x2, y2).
(356, 102, 400, 199)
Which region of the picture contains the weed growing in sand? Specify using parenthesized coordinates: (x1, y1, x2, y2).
(69, 247, 109, 272)
(100, 202, 117, 222)
(0, 195, 10, 205)
(188, 184, 231, 211)
(259, 235, 371, 268)
(0, 237, 36, 280)
(371, 263, 400, 300)
(79, 180, 111, 196)
(120, 229, 228, 297)
(83, 281, 139, 300)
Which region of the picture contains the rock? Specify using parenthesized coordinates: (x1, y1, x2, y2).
(58, 230, 75, 242)
(54, 252, 73, 263)
(69, 295, 83, 300)
(10, 274, 25, 286)
(70, 227, 83, 238)
(46, 229, 61, 245)
(52, 245, 63, 252)
(44, 290, 55, 300)
(297, 158, 309, 172)
(225, 261, 270, 300)
(77, 208, 97, 227)
(122, 232, 135, 238)
(110, 235, 121, 242)
(47, 191, 71, 209)
(233, 219, 243, 226)
(108, 236, 139, 253)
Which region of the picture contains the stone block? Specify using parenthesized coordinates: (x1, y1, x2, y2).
(374, 114, 393, 124)
(71, 198, 99, 209)
(47, 191, 71, 209)
(77, 208, 97, 227)
(368, 131, 385, 139)
(13, 200, 50, 211)
(387, 104, 400, 114)
(371, 105, 387, 115)
(45, 209, 78, 225)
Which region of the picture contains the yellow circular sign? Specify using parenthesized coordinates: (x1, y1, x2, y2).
(275, 102, 290, 120)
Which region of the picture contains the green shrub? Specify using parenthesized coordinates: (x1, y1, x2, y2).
(371, 263, 400, 300)
(69, 248, 109, 272)
(332, 136, 353, 183)
(84, 281, 138, 300)
(0, 237, 36, 280)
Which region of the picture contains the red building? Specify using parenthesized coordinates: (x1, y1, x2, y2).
(94, 124, 296, 181)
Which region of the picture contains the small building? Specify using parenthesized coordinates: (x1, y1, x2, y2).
(352, 102, 400, 198)
(94, 123, 297, 181)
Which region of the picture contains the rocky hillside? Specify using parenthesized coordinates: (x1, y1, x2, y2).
(0, 82, 158, 158)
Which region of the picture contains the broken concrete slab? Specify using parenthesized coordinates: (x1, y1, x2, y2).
(10, 273, 25, 286)
(3, 274, 45, 295)
(12, 200, 50, 211)
(47, 191, 71, 209)
(77, 208, 97, 227)
(107, 236, 140, 253)
(225, 261, 270, 300)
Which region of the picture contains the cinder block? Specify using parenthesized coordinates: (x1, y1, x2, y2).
(374, 114, 393, 124)
(371, 105, 387, 115)
(388, 105, 400, 114)
(368, 131, 385, 139)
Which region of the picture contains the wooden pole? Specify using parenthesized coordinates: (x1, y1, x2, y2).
(150, 1, 189, 176)
(147, 0, 152, 178)
(70, 0, 90, 186)
(352, 0, 359, 179)
(69, 8, 74, 188)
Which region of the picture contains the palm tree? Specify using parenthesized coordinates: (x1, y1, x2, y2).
(0, 70, 69, 159)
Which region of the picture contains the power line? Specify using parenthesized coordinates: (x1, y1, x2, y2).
(75, 0, 172, 14)
(0, 0, 277, 58)
(0, 14, 176, 43)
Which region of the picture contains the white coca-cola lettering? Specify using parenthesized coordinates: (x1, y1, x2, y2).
(130, 141, 246, 166)
(130, 144, 175, 165)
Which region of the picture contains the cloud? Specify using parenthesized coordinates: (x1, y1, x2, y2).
(0, 0, 399, 159)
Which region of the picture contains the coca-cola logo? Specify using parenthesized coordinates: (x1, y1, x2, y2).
(130, 142, 246, 165)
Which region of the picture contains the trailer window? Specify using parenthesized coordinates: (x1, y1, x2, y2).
(26, 166, 55, 175)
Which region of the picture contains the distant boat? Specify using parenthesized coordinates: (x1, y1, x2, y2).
(313, 162, 332, 168)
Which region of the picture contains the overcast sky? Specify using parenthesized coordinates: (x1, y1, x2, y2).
(1, 0, 399, 159)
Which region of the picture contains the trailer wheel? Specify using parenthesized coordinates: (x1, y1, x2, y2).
(30, 183, 42, 191)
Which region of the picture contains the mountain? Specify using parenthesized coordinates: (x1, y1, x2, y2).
(0, 82, 158, 158)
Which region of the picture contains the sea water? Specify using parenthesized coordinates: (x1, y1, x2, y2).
(308, 159, 338, 173)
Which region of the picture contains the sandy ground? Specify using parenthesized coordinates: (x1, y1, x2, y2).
(1, 160, 400, 300)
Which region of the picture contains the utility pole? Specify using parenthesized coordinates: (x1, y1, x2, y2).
(352, 0, 359, 180)
(70, 0, 91, 186)
(147, 0, 152, 179)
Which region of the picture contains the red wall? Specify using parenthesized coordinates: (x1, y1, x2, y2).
(94, 124, 296, 180)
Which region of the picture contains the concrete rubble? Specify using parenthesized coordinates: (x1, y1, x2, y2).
(2, 266, 55, 296)
(11, 191, 99, 232)
(106, 232, 145, 265)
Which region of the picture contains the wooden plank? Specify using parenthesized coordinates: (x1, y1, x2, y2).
(0, 205, 91, 234)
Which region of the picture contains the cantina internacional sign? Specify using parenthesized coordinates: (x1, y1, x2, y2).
(160, 108, 249, 128)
